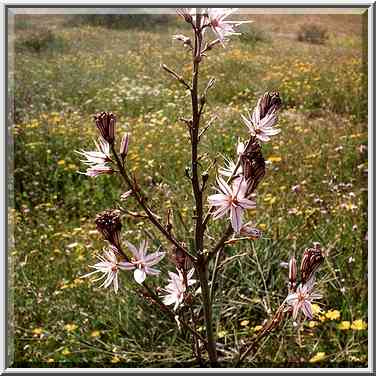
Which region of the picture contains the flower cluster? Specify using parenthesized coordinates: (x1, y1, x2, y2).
(76, 112, 130, 177)
(74, 9, 329, 365)
(207, 8, 253, 45)
(285, 243, 324, 321)
(208, 92, 282, 233)
(176, 8, 252, 48)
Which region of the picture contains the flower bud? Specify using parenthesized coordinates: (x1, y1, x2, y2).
(288, 256, 297, 291)
(240, 141, 265, 196)
(94, 112, 116, 145)
(300, 243, 324, 284)
(120, 133, 129, 160)
(258, 92, 282, 120)
(172, 34, 192, 48)
(95, 209, 122, 249)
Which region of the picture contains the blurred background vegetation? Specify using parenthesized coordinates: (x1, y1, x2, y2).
(9, 10, 368, 368)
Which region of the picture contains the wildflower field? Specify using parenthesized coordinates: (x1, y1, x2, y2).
(10, 11, 368, 368)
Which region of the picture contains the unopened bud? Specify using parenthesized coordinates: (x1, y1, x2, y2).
(202, 172, 209, 185)
(120, 133, 129, 160)
(300, 243, 324, 284)
(206, 39, 221, 51)
(240, 141, 265, 196)
(258, 92, 282, 120)
(94, 112, 116, 145)
(288, 256, 297, 290)
(95, 209, 122, 249)
(172, 34, 192, 48)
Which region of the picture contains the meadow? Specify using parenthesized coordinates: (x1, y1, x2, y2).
(10, 11, 368, 367)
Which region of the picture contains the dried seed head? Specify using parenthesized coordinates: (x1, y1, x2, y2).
(240, 141, 266, 196)
(94, 112, 116, 145)
(300, 243, 324, 284)
(258, 91, 282, 120)
(95, 209, 122, 249)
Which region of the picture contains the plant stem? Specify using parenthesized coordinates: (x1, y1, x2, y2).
(110, 144, 194, 261)
(197, 259, 218, 366)
(191, 18, 204, 257)
(189, 13, 218, 365)
(235, 301, 286, 366)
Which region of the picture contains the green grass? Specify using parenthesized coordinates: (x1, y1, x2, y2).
(10, 13, 367, 368)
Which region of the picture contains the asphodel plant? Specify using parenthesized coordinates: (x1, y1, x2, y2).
(77, 8, 324, 367)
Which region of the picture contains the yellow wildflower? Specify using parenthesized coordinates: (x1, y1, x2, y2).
(111, 356, 121, 363)
(325, 310, 340, 320)
(32, 327, 43, 335)
(64, 323, 78, 332)
(218, 330, 228, 338)
(309, 352, 326, 363)
(61, 348, 71, 356)
(91, 330, 101, 338)
(258, 224, 267, 231)
(308, 321, 318, 328)
(57, 160, 65, 165)
(351, 319, 367, 331)
(240, 320, 249, 327)
(253, 325, 263, 332)
(337, 321, 350, 330)
(267, 156, 282, 163)
(311, 304, 322, 316)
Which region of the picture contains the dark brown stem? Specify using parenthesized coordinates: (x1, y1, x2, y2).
(161, 64, 192, 91)
(110, 144, 195, 262)
(209, 225, 233, 260)
(196, 257, 218, 366)
(189, 11, 218, 366)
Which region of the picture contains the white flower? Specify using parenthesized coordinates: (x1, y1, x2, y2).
(81, 247, 132, 294)
(162, 269, 196, 311)
(208, 176, 256, 233)
(218, 157, 242, 178)
(207, 8, 252, 45)
(219, 140, 246, 178)
(76, 138, 113, 177)
(241, 101, 281, 143)
(286, 277, 322, 321)
(121, 240, 165, 284)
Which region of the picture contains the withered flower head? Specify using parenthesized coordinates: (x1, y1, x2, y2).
(258, 91, 282, 120)
(95, 209, 122, 249)
(94, 112, 116, 145)
(240, 141, 266, 196)
(300, 243, 324, 285)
